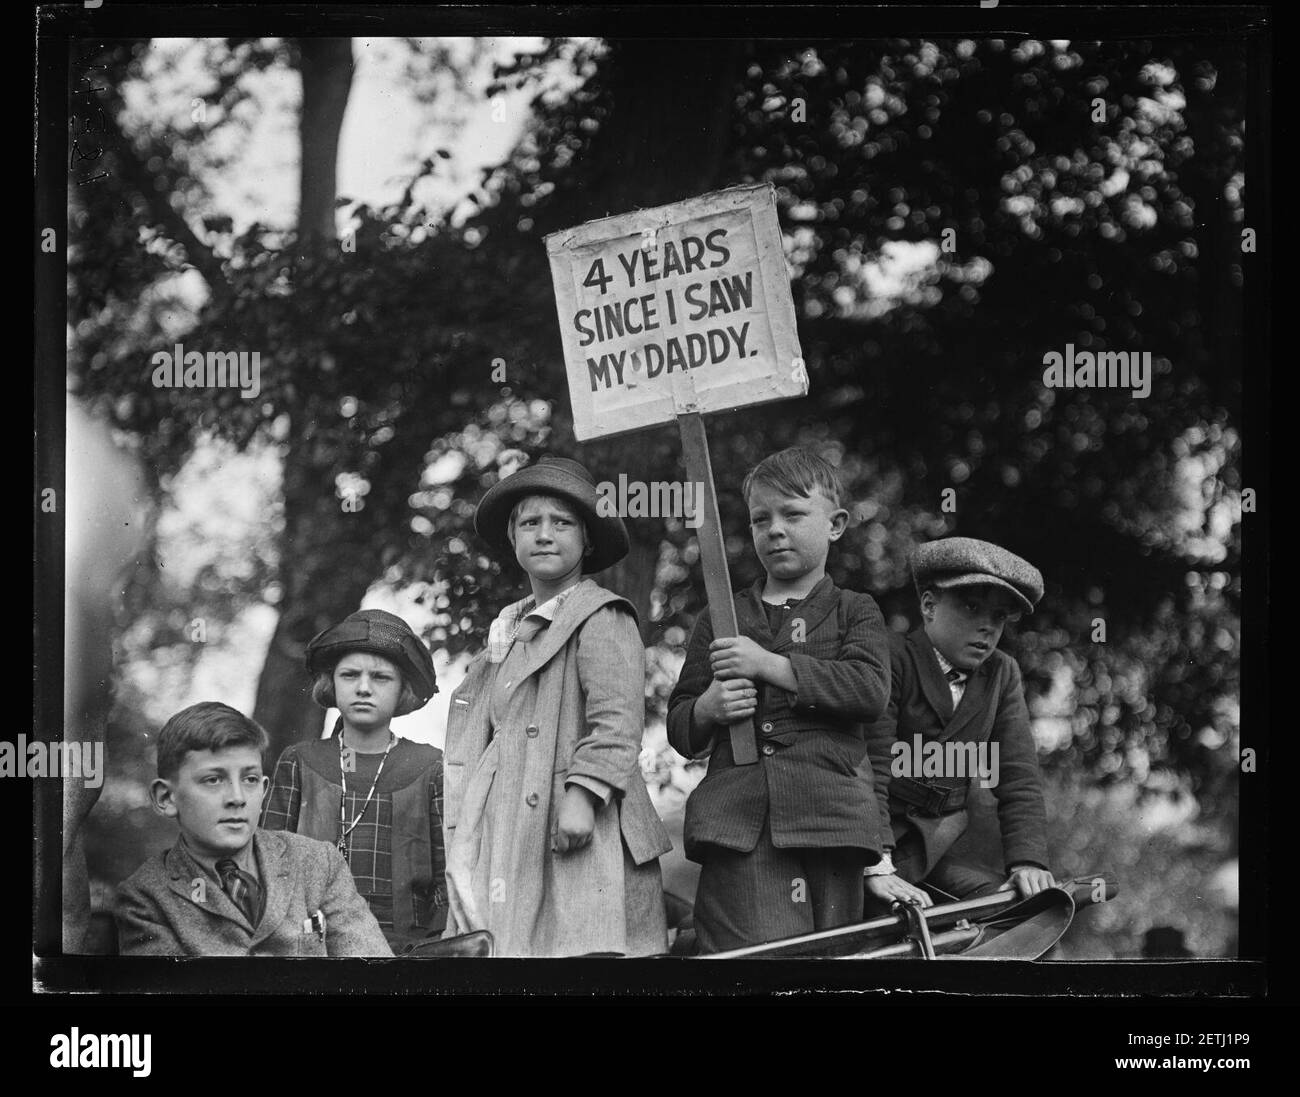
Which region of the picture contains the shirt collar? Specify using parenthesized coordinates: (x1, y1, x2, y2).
(486, 586, 579, 663)
(177, 832, 256, 880)
(931, 645, 967, 681)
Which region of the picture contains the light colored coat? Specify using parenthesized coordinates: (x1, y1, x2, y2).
(443, 580, 672, 957)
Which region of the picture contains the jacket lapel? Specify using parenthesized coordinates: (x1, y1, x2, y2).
(736, 575, 839, 652)
(164, 841, 253, 932)
(908, 628, 954, 724)
(736, 580, 775, 648)
(771, 576, 838, 653)
(945, 659, 992, 741)
(505, 580, 633, 701)
(249, 830, 292, 946)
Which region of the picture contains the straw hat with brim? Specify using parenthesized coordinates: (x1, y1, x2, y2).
(305, 609, 438, 707)
(474, 456, 629, 574)
(911, 537, 1044, 616)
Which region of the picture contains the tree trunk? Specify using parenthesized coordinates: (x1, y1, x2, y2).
(297, 38, 354, 248)
(253, 39, 359, 762)
(252, 408, 392, 763)
(563, 39, 746, 639)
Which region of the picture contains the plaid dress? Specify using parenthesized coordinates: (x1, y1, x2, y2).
(262, 730, 447, 947)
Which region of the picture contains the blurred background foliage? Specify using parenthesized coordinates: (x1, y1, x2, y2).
(67, 34, 1244, 956)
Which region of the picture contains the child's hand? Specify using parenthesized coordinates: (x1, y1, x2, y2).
(709, 636, 772, 681)
(695, 677, 758, 726)
(552, 786, 597, 854)
(865, 874, 933, 907)
(1000, 865, 1056, 899)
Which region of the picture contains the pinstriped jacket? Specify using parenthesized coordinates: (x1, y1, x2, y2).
(666, 576, 891, 863)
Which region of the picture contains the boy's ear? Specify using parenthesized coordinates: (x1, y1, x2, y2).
(919, 589, 938, 620)
(149, 777, 179, 818)
(828, 506, 850, 540)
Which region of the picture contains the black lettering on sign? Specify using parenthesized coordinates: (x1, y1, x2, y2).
(661, 240, 686, 277)
(574, 310, 596, 347)
(684, 271, 753, 321)
(705, 228, 731, 267)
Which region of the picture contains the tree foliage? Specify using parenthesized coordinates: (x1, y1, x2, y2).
(69, 36, 1243, 810)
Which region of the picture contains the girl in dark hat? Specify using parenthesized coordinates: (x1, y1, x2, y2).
(260, 608, 447, 952)
(442, 456, 673, 957)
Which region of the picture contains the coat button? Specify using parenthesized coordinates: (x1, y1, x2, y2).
(526, 792, 540, 807)
(761, 722, 774, 733)
(761, 744, 775, 756)
(526, 725, 539, 738)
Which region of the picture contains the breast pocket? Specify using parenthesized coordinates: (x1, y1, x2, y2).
(295, 931, 328, 957)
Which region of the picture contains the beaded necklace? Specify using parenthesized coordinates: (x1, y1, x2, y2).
(336, 730, 397, 859)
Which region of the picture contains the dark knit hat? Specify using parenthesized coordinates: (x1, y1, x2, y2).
(474, 455, 629, 574)
(305, 609, 438, 706)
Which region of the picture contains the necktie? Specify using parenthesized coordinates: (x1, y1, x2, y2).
(216, 858, 262, 927)
(944, 666, 968, 709)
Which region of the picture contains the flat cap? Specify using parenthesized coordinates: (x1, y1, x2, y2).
(910, 537, 1044, 615)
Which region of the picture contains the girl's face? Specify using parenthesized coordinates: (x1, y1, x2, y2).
(333, 652, 404, 732)
(509, 495, 588, 585)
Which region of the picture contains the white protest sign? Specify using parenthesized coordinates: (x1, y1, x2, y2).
(544, 183, 807, 441)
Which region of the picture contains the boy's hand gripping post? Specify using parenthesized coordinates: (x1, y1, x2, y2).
(677, 411, 758, 765)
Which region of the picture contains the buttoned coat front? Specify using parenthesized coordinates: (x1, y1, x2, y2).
(865, 628, 1050, 881)
(114, 829, 393, 957)
(666, 576, 892, 863)
(442, 580, 672, 957)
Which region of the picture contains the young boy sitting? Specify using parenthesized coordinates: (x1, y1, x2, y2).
(114, 701, 392, 956)
(865, 537, 1055, 906)
(667, 448, 893, 952)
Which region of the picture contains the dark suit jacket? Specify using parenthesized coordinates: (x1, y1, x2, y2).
(865, 628, 1049, 881)
(667, 576, 891, 862)
(115, 829, 393, 956)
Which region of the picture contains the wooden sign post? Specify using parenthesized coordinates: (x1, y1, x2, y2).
(545, 183, 808, 765)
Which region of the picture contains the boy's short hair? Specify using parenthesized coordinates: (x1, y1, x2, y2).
(155, 702, 269, 780)
(742, 448, 844, 509)
(310, 668, 424, 718)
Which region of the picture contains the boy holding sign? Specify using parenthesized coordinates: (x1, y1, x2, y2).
(667, 448, 900, 952)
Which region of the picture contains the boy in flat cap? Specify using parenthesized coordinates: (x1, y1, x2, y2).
(261, 608, 447, 953)
(865, 537, 1055, 905)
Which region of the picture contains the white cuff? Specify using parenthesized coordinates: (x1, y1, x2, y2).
(863, 852, 895, 877)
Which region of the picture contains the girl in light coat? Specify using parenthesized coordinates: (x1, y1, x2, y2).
(442, 456, 671, 957)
